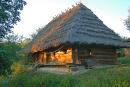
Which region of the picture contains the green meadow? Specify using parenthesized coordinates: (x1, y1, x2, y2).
(0, 57, 130, 87)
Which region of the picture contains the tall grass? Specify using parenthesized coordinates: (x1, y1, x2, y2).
(0, 57, 130, 87)
(2, 72, 78, 87)
(0, 65, 130, 87)
(76, 66, 130, 87)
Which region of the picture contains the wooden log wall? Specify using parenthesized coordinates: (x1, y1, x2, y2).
(77, 46, 118, 65)
(32, 46, 117, 65)
(92, 48, 118, 64)
(78, 47, 92, 64)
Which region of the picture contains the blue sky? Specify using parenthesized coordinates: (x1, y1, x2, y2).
(13, 0, 130, 38)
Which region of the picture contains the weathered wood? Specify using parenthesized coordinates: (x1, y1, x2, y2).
(38, 52, 44, 64)
(72, 47, 79, 64)
(32, 45, 118, 66)
(43, 52, 47, 64)
(92, 48, 115, 52)
(94, 55, 116, 58)
(93, 52, 116, 55)
(92, 48, 117, 64)
(46, 53, 52, 63)
(96, 60, 117, 64)
(124, 48, 130, 57)
(33, 52, 39, 63)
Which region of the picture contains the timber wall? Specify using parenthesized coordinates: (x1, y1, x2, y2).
(78, 47, 118, 65)
(92, 48, 118, 64)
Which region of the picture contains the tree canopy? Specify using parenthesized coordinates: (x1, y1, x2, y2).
(0, 0, 26, 38)
(125, 9, 130, 31)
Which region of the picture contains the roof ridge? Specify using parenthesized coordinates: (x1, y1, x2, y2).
(39, 3, 86, 32)
(51, 3, 81, 21)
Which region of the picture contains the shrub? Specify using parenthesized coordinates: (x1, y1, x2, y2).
(11, 62, 27, 76)
(0, 49, 12, 75)
(118, 57, 130, 65)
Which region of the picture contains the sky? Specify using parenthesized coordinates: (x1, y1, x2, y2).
(13, 0, 130, 38)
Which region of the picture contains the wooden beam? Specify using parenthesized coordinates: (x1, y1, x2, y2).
(72, 46, 78, 64)
(43, 52, 47, 64)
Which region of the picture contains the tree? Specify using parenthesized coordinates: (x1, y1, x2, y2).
(125, 8, 130, 30)
(0, 44, 12, 75)
(5, 33, 23, 43)
(0, 0, 26, 38)
(0, 34, 23, 75)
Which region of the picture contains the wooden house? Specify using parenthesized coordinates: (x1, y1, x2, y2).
(29, 3, 129, 66)
(124, 38, 130, 57)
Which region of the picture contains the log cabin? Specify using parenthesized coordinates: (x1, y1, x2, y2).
(124, 38, 130, 57)
(28, 3, 129, 66)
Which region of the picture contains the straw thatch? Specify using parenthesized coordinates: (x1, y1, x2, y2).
(126, 38, 130, 42)
(31, 3, 129, 53)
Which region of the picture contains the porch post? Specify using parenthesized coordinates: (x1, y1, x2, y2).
(72, 46, 78, 64)
(43, 52, 47, 64)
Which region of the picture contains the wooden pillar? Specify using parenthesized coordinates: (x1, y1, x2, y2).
(38, 53, 41, 63)
(72, 47, 78, 64)
(38, 52, 44, 64)
(36, 52, 39, 63)
(41, 52, 44, 63)
(46, 52, 51, 63)
(44, 52, 47, 64)
(34, 52, 39, 63)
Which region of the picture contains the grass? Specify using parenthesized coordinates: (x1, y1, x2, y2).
(0, 57, 130, 87)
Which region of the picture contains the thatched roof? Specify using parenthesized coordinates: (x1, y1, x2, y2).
(126, 38, 130, 42)
(31, 3, 129, 53)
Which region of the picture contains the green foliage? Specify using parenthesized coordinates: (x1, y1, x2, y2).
(125, 8, 130, 31)
(0, 42, 20, 75)
(118, 57, 130, 65)
(11, 62, 27, 76)
(0, 34, 28, 75)
(5, 33, 24, 43)
(0, 42, 21, 60)
(116, 48, 125, 57)
(0, 47, 11, 75)
(1, 65, 130, 87)
(0, 0, 26, 38)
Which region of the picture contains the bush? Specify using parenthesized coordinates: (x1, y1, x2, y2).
(0, 40, 27, 76)
(11, 62, 27, 76)
(118, 57, 130, 65)
(0, 49, 12, 75)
